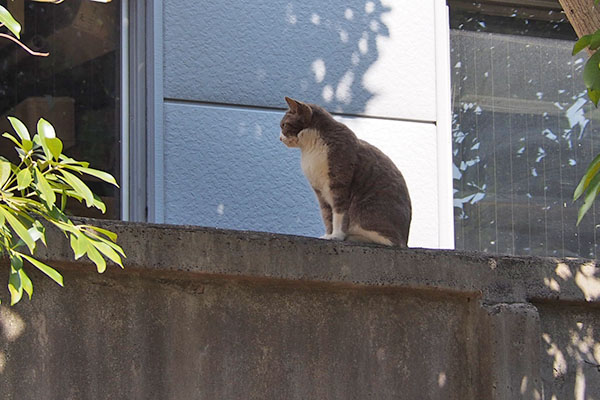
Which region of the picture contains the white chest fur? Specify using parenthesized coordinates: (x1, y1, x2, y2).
(298, 129, 332, 204)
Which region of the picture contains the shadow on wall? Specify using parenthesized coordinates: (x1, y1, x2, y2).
(535, 261, 600, 398)
(274, 0, 392, 114)
(165, 0, 391, 115)
(0, 306, 26, 375)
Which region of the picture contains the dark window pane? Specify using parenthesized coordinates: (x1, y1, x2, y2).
(449, 1, 599, 257)
(0, 0, 121, 219)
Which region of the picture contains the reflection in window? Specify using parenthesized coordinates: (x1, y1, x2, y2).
(0, 0, 121, 219)
(449, 1, 599, 258)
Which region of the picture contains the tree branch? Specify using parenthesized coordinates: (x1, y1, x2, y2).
(0, 33, 49, 57)
(558, 0, 600, 38)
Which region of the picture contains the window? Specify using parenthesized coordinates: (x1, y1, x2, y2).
(449, 0, 600, 257)
(0, 0, 122, 219)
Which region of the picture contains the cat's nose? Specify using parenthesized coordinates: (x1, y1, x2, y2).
(279, 133, 284, 142)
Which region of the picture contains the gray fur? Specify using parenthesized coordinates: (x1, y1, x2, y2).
(280, 97, 411, 247)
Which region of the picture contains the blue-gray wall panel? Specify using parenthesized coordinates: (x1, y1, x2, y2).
(164, 102, 323, 236)
(164, 0, 394, 116)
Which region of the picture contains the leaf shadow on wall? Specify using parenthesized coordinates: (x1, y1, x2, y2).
(163, 0, 394, 235)
(165, 0, 391, 116)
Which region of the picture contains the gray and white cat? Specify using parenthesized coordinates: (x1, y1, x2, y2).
(279, 97, 412, 247)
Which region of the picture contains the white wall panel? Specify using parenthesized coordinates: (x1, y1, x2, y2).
(164, 103, 440, 247)
(164, 0, 437, 121)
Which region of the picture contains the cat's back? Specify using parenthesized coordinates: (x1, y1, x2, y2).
(348, 139, 412, 246)
(354, 139, 408, 191)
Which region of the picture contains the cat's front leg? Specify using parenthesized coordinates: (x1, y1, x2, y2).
(322, 184, 350, 241)
(321, 211, 346, 241)
(314, 189, 333, 238)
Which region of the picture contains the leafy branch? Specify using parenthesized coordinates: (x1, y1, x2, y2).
(0, 117, 124, 305)
(0, 2, 124, 306)
(572, 3, 600, 224)
(0, 5, 49, 57)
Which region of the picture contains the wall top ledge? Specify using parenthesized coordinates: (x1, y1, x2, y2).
(38, 219, 600, 305)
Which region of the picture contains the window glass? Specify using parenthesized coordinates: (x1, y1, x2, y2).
(448, 1, 600, 257)
(0, 0, 121, 219)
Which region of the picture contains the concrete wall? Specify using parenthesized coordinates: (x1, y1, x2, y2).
(155, 0, 454, 248)
(1, 220, 600, 399)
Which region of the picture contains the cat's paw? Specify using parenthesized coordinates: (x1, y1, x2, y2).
(320, 232, 346, 241)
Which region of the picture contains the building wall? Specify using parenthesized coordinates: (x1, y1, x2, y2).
(155, 0, 453, 248)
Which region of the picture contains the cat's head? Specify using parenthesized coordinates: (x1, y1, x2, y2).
(279, 97, 313, 148)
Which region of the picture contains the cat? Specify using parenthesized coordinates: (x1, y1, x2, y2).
(279, 96, 412, 247)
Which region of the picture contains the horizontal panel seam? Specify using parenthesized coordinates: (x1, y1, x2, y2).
(164, 98, 438, 125)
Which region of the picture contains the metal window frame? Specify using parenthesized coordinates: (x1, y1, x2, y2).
(121, 0, 164, 222)
(435, 0, 455, 249)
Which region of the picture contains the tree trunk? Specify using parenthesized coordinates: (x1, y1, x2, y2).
(559, 0, 600, 37)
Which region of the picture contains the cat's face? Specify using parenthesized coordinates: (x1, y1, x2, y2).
(279, 97, 312, 148)
(279, 113, 303, 148)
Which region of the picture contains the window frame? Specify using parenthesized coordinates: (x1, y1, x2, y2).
(123, 0, 164, 223)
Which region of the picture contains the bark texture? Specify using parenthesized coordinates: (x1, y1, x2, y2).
(559, 0, 600, 37)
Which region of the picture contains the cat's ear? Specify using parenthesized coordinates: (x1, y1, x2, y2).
(285, 96, 299, 112)
(285, 97, 312, 120)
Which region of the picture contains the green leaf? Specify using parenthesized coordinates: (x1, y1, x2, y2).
(10, 253, 23, 270)
(574, 152, 600, 201)
(577, 172, 600, 225)
(19, 268, 33, 300)
(92, 194, 106, 213)
(0, 5, 22, 39)
(590, 31, 600, 51)
(82, 229, 124, 258)
(7, 196, 39, 209)
(98, 237, 125, 257)
(46, 138, 62, 160)
(21, 254, 63, 287)
(92, 240, 123, 267)
(37, 118, 56, 139)
(573, 34, 593, 55)
(86, 244, 106, 273)
(34, 168, 56, 207)
(583, 52, 600, 92)
(50, 219, 80, 236)
(589, 88, 600, 107)
(63, 190, 84, 202)
(2, 132, 23, 149)
(37, 118, 56, 160)
(0, 206, 35, 253)
(22, 139, 33, 152)
(59, 155, 89, 167)
(7, 116, 30, 141)
(44, 173, 61, 183)
(70, 233, 89, 259)
(8, 267, 23, 306)
(82, 225, 118, 242)
(59, 169, 94, 207)
(16, 168, 32, 190)
(0, 159, 11, 188)
(65, 165, 118, 186)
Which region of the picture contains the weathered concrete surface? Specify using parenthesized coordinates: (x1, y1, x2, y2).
(1, 220, 599, 399)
